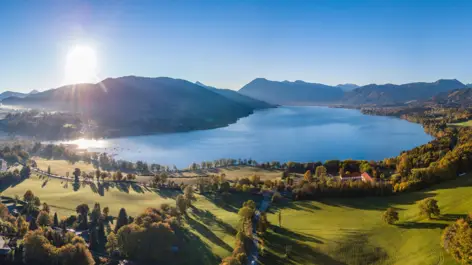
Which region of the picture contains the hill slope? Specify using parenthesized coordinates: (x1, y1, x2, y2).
(430, 87, 472, 107)
(1, 76, 259, 137)
(195, 81, 276, 109)
(238, 78, 344, 105)
(343, 79, 466, 105)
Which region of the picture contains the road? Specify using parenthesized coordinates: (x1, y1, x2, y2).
(248, 191, 271, 265)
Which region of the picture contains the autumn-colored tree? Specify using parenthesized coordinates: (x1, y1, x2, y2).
(36, 211, 52, 227)
(382, 208, 399, 224)
(303, 170, 313, 183)
(176, 195, 188, 215)
(42, 202, 50, 213)
(418, 198, 440, 219)
(15, 215, 28, 236)
(314, 166, 327, 178)
(106, 231, 119, 255)
(442, 218, 472, 264)
(183, 185, 196, 206)
(0, 203, 9, 219)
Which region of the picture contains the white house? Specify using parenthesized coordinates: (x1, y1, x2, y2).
(0, 159, 7, 172)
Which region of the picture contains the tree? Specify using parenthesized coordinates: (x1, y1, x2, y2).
(115, 208, 128, 233)
(183, 185, 196, 206)
(176, 195, 188, 215)
(314, 165, 327, 179)
(76, 204, 89, 229)
(238, 200, 256, 236)
(103, 207, 110, 218)
(24, 190, 35, 202)
(116, 208, 177, 263)
(382, 208, 399, 224)
(73, 168, 81, 183)
(16, 215, 29, 236)
(442, 218, 472, 264)
(418, 198, 440, 219)
(36, 211, 52, 227)
(257, 212, 270, 233)
(42, 202, 50, 213)
(90, 203, 101, 225)
(106, 231, 119, 255)
(47, 165, 51, 175)
(303, 170, 313, 183)
(53, 212, 59, 227)
(20, 165, 31, 178)
(0, 203, 9, 219)
(95, 169, 101, 182)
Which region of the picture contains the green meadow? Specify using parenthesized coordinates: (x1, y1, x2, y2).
(2, 173, 472, 264)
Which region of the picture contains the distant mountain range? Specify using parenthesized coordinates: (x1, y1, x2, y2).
(1, 76, 271, 137)
(0, 90, 40, 101)
(195, 81, 275, 109)
(336, 83, 359, 91)
(237, 78, 466, 106)
(239, 78, 344, 105)
(343, 79, 466, 105)
(1, 76, 469, 138)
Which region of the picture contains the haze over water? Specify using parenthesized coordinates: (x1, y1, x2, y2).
(58, 106, 433, 168)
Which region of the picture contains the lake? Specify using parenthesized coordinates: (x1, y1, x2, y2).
(57, 106, 433, 168)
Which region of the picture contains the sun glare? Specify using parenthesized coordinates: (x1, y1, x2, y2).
(64, 45, 97, 84)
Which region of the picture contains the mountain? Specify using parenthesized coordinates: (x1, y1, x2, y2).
(430, 87, 472, 107)
(1, 76, 262, 137)
(0, 91, 27, 101)
(336, 83, 359, 91)
(343, 79, 466, 105)
(29, 89, 39, 94)
(195, 81, 276, 109)
(238, 78, 344, 105)
(466, 84, 472, 88)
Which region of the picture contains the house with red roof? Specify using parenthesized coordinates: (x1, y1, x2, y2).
(339, 172, 374, 182)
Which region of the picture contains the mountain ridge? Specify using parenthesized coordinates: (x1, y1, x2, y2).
(1, 76, 269, 137)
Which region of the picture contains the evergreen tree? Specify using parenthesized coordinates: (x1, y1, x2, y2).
(115, 208, 128, 233)
(53, 212, 59, 227)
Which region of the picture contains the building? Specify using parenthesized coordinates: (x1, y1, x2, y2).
(0, 159, 7, 172)
(361, 172, 374, 182)
(340, 172, 374, 182)
(339, 172, 362, 181)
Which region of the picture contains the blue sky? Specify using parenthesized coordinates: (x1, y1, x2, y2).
(1, 0, 471, 92)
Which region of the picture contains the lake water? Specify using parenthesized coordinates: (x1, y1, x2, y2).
(57, 106, 432, 168)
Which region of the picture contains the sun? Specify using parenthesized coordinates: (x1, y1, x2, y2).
(64, 45, 98, 84)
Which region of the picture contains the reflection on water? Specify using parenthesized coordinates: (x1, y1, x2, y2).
(56, 106, 433, 168)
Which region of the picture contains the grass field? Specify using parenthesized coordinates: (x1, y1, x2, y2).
(33, 158, 290, 184)
(260, 176, 472, 265)
(0, 173, 260, 262)
(2, 166, 471, 264)
(449, 120, 472, 127)
(34, 157, 96, 176)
